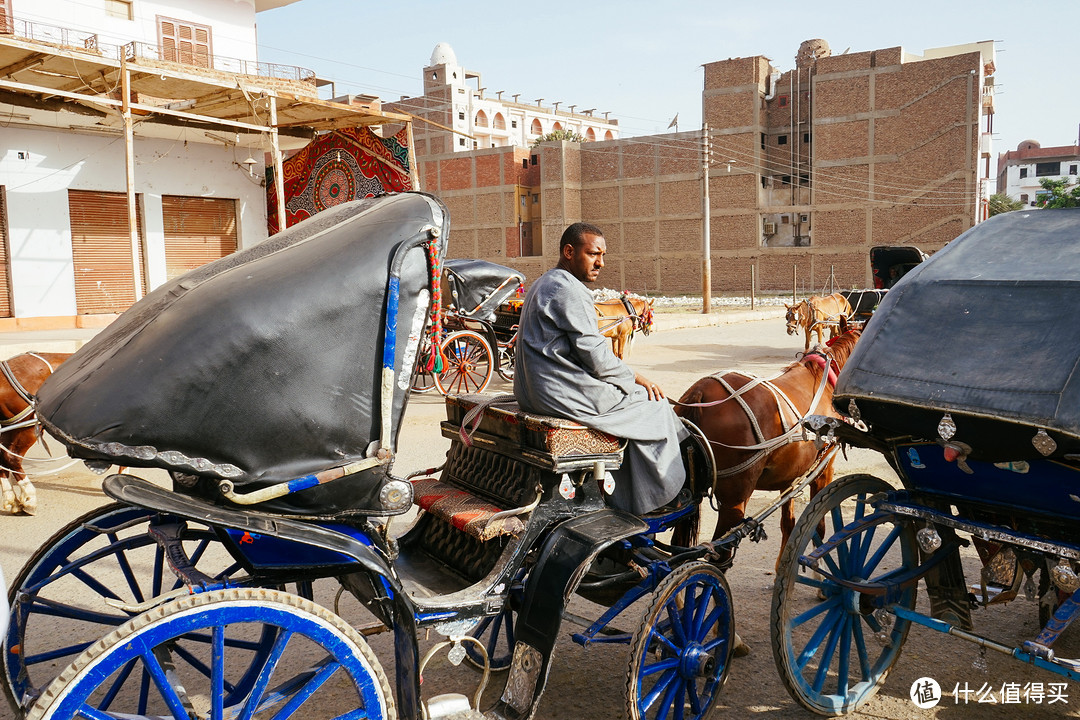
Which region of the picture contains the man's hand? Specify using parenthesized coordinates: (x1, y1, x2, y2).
(634, 372, 665, 401)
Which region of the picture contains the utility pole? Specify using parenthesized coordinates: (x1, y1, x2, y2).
(702, 123, 711, 313)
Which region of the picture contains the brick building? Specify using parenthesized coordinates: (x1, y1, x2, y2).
(415, 38, 997, 295)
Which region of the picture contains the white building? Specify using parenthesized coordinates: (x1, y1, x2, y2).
(996, 139, 1080, 207)
(388, 43, 620, 156)
(0, 0, 409, 327)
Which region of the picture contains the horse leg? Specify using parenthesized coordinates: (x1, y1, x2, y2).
(6, 427, 39, 514)
(0, 471, 14, 514)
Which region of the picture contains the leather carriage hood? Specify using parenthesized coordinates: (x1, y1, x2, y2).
(37, 192, 449, 516)
(834, 207, 1080, 460)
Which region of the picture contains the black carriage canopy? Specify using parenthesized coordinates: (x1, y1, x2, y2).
(442, 258, 524, 323)
(36, 192, 449, 516)
(834, 207, 1080, 461)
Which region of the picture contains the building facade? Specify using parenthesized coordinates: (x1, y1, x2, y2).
(0, 0, 408, 327)
(996, 139, 1080, 206)
(421, 39, 996, 296)
(387, 43, 620, 157)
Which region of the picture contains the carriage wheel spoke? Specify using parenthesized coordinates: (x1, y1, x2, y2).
(791, 596, 839, 629)
(795, 605, 841, 670)
(852, 611, 871, 678)
(836, 614, 853, 699)
(811, 607, 844, 694)
(861, 525, 902, 578)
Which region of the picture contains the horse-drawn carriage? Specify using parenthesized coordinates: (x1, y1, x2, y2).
(3, 193, 761, 720)
(412, 259, 524, 396)
(771, 208, 1080, 714)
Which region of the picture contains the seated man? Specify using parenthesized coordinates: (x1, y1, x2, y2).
(513, 222, 689, 515)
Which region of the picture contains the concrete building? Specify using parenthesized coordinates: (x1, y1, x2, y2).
(0, 0, 409, 328)
(996, 139, 1080, 207)
(420, 38, 997, 296)
(386, 43, 620, 157)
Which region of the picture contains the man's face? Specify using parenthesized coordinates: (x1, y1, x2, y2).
(564, 233, 606, 283)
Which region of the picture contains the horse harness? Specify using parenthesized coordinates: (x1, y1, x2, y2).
(596, 297, 652, 337)
(0, 353, 53, 432)
(698, 352, 835, 478)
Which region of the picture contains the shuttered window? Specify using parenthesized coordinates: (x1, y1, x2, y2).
(162, 196, 237, 280)
(0, 0, 12, 35)
(0, 186, 12, 317)
(68, 190, 142, 315)
(158, 16, 211, 69)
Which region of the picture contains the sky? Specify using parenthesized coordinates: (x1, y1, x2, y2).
(255, 0, 1080, 157)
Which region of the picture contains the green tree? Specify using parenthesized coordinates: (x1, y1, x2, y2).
(987, 193, 1024, 216)
(531, 128, 586, 147)
(1037, 177, 1080, 208)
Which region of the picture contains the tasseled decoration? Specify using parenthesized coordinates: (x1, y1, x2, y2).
(426, 240, 445, 373)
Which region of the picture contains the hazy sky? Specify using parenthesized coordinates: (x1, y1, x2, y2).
(256, 0, 1078, 157)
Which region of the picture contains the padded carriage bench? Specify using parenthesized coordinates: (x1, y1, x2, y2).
(410, 394, 623, 544)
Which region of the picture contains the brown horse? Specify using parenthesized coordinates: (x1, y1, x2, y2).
(0, 352, 72, 515)
(673, 328, 861, 567)
(785, 293, 852, 351)
(595, 295, 655, 359)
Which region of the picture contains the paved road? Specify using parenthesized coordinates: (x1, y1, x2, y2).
(2, 313, 1078, 719)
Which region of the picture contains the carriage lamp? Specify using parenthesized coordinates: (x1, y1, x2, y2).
(916, 527, 942, 554)
(1050, 559, 1080, 593)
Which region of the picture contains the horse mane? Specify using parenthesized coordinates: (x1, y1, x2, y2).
(786, 328, 861, 381)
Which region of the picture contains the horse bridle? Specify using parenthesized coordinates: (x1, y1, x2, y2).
(0, 353, 53, 430)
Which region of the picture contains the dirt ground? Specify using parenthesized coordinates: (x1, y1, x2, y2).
(2, 312, 1078, 719)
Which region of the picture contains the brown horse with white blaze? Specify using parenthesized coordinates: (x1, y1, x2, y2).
(0, 352, 73, 514)
(673, 327, 861, 566)
(595, 295, 654, 359)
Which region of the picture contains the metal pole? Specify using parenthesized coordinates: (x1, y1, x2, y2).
(792, 264, 797, 303)
(750, 265, 756, 310)
(121, 57, 143, 301)
(268, 96, 287, 234)
(702, 123, 711, 314)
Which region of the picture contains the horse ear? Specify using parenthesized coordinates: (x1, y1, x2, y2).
(839, 315, 849, 334)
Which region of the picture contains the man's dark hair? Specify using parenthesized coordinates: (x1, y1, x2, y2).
(560, 222, 604, 251)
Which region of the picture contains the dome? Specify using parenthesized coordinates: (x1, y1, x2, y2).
(429, 42, 457, 67)
(1018, 139, 1041, 151)
(796, 39, 831, 68)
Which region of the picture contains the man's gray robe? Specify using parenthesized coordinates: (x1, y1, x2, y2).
(513, 268, 687, 514)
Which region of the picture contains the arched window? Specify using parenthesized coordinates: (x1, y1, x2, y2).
(530, 118, 542, 135)
(552, 122, 563, 132)
(475, 110, 489, 128)
(493, 112, 506, 130)
(585, 127, 596, 141)
(604, 130, 614, 141)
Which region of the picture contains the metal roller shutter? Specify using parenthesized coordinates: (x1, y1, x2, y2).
(0, 186, 12, 317)
(162, 196, 237, 280)
(68, 190, 141, 315)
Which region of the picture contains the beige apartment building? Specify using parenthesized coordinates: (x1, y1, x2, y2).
(412, 38, 997, 295)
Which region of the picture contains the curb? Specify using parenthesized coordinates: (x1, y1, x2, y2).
(655, 307, 785, 331)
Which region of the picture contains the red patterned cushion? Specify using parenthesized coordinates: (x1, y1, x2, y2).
(411, 477, 525, 541)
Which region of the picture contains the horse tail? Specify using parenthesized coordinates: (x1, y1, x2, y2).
(671, 505, 700, 548)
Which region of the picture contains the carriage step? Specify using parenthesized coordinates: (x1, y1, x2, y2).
(425, 693, 485, 720)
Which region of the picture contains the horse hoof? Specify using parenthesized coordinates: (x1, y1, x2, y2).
(13, 483, 37, 515)
(733, 633, 751, 658)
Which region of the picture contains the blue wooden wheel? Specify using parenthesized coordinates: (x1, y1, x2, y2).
(626, 561, 734, 720)
(770, 474, 918, 716)
(3, 503, 271, 712)
(25, 587, 394, 720)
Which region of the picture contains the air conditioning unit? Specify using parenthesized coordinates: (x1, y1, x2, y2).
(763, 222, 777, 235)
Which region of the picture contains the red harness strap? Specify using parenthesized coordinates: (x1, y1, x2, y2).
(803, 352, 838, 388)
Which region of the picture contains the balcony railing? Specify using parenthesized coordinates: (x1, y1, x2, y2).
(4, 16, 315, 86)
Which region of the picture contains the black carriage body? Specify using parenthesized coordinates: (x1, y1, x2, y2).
(37, 193, 449, 516)
(442, 258, 524, 324)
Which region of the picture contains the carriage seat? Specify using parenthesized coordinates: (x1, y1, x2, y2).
(410, 394, 623, 543)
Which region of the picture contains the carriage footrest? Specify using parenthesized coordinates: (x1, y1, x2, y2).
(411, 478, 525, 541)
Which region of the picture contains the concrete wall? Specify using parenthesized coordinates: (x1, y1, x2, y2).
(0, 125, 266, 319)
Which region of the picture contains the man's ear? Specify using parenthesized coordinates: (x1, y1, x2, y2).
(560, 244, 573, 261)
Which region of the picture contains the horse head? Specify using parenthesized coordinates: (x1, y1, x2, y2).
(638, 298, 655, 335)
(784, 302, 804, 335)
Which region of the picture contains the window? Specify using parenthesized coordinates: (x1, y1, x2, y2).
(158, 17, 211, 69)
(522, 159, 528, 169)
(799, 173, 809, 186)
(106, 0, 133, 20)
(530, 155, 537, 166)
(532, 194, 539, 203)
(1071, 165, 1078, 176)
(530, 118, 542, 135)
(1019, 168, 1028, 179)
(778, 95, 789, 108)
(777, 135, 788, 145)
(458, 111, 465, 121)
(511, 120, 517, 128)
(1036, 162, 1060, 177)
(803, 132, 811, 144)
(760, 133, 766, 150)
(1020, 194, 1029, 204)
(459, 138, 466, 147)
(781, 175, 791, 185)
